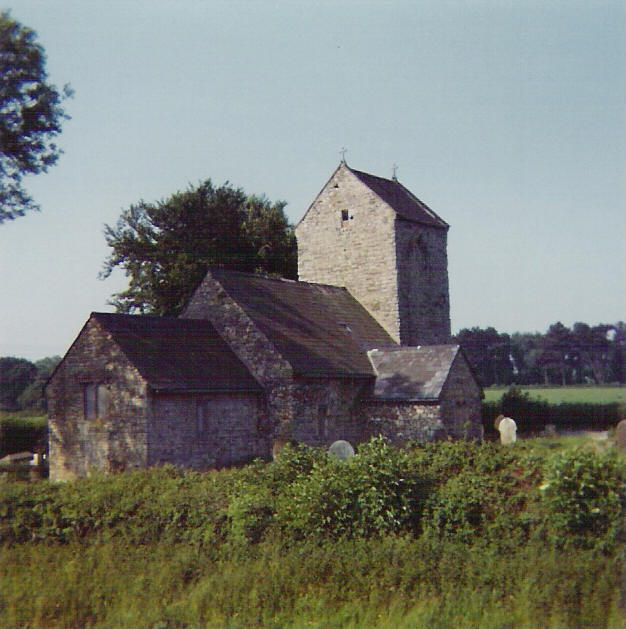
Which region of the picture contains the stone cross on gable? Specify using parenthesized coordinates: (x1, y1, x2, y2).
(339, 147, 348, 163)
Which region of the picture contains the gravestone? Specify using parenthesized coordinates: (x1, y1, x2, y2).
(543, 424, 557, 437)
(497, 417, 517, 445)
(328, 440, 355, 461)
(616, 420, 626, 452)
(494, 414, 505, 431)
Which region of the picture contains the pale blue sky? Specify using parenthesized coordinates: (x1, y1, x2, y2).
(1, 0, 624, 360)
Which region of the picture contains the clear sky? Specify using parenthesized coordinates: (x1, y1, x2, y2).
(1, 0, 624, 361)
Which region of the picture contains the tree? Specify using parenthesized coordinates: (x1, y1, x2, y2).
(101, 179, 297, 315)
(453, 327, 513, 386)
(608, 322, 625, 384)
(0, 11, 72, 222)
(0, 356, 36, 410)
(17, 355, 61, 411)
(539, 322, 573, 385)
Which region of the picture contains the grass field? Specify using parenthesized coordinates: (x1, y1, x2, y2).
(483, 385, 626, 405)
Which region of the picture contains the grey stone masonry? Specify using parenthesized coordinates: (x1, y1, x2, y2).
(297, 164, 401, 342)
(395, 218, 451, 345)
(182, 270, 295, 441)
(292, 377, 371, 446)
(439, 353, 483, 440)
(359, 401, 446, 445)
(296, 162, 451, 345)
(148, 392, 268, 468)
(46, 317, 149, 481)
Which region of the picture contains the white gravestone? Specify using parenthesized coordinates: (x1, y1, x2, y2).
(328, 440, 355, 461)
(498, 417, 517, 445)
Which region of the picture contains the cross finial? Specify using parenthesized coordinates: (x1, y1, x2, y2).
(392, 163, 398, 181)
(339, 147, 348, 163)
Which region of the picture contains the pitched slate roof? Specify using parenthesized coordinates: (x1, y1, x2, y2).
(206, 268, 397, 377)
(367, 345, 461, 401)
(92, 312, 261, 393)
(348, 166, 448, 229)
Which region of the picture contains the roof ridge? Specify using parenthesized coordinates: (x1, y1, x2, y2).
(207, 266, 350, 292)
(346, 165, 396, 184)
(370, 344, 460, 352)
(92, 311, 177, 321)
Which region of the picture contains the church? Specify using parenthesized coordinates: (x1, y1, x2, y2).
(46, 161, 482, 481)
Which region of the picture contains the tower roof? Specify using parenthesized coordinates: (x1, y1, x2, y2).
(347, 165, 448, 229)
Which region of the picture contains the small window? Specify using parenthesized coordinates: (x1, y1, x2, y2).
(341, 209, 349, 221)
(84, 384, 97, 419)
(84, 384, 108, 419)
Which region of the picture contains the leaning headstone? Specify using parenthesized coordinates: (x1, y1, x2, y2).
(328, 440, 355, 461)
(494, 414, 505, 431)
(498, 417, 517, 445)
(616, 420, 626, 452)
(543, 424, 557, 437)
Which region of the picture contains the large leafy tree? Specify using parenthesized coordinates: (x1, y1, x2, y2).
(102, 179, 297, 315)
(0, 11, 72, 222)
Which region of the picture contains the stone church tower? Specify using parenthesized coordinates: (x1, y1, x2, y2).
(296, 161, 451, 346)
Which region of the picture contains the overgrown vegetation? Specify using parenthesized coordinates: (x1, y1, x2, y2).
(1, 438, 624, 627)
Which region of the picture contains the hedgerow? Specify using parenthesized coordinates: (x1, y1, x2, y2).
(1, 437, 623, 552)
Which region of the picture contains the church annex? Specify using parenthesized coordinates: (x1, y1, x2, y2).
(47, 162, 482, 481)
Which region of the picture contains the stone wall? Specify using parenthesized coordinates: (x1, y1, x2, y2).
(296, 164, 402, 343)
(359, 401, 446, 445)
(46, 317, 149, 481)
(148, 392, 268, 468)
(439, 353, 483, 439)
(394, 219, 451, 345)
(182, 272, 295, 442)
(292, 377, 371, 446)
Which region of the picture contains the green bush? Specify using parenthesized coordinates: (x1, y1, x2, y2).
(0, 465, 238, 546)
(540, 447, 625, 551)
(1, 437, 623, 554)
(276, 437, 432, 540)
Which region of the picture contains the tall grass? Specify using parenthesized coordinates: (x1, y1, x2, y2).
(1, 538, 622, 628)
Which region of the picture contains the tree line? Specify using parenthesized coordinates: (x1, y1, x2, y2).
(454, 321, 625, 387)
(0, 356, 60, 412)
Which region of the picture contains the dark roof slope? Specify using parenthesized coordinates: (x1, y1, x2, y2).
(207, 268, 397, 377)
(367, 345, 460, 401)
(348, 167, 448, 229)
(93, 312, 261, 393)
